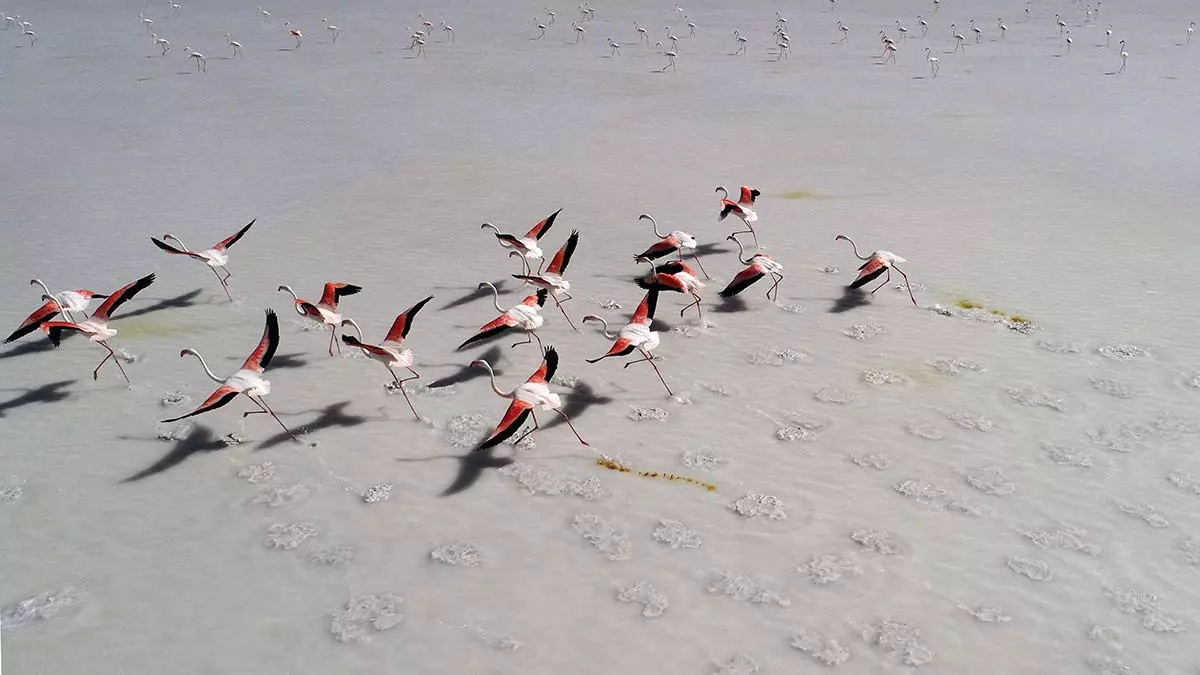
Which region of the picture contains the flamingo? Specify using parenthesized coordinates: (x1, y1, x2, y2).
(187, 48, 206, 72)
(896, 20, 908, 41)
(636, 260, 705, 322)
(5, 285, 109, 344)
(284, 22, 302, 48)
(608, 37, 620, 55)
(633, 213, 707, 278)
(442, 22, 454, 41)
(22, 28, 35, 45)
(511, 230, 581, 330)
(170, 1, 181, 18)
(733, 29, 748, 54)
(1188, 21, 1195, 43)
(661, 49, 678, 70)
(161, 309, 298, 441)
(150, 219, 255, 301)
(720, 234, 784, 302)
(340, 295, 434, 419)
(998, 18, 1007, 40)
(933, 0, 940, 11)
(546, 9, 556, 26)
(40, 274, 156, 382)
(582, 289, 671, 395)
(322, 18, 340, 43)
(834, 234, 917, 306)
(413, 36, 426, 57)
(882, 40, 898, 63)
(952, 24, 966, 52)
(970, 18, 982, 43)
(1105, 24, 1112, 46)
(471, 346, 589, 450)
(634, 20, 648, 43)
(687, 19, 696, 37)
(776, 39, 789, 60)
(418, 14, 433, 35)
(481, 208, 562, 275)
(572, 21, 586, 42)
(258, 6, 271, 22)
(3, 15, 15, 30)
(925, 47, 940, 77)
(1064, 30, 1072, 52)
(918, 15, 928, 36)
(1056, 14, 1067, 36)
(1118, 40, 1127, 72)
(225, 33, 242, 58)
(715, 185, 761, 248)
(154, 34, 171, 55)
(139, 13, 154, 34)
(457, 285, 547, 351)
(663, 26, 679, 51)
(535, 20, 547, 39)
(277, 282, 362, 356)
(838, 20, 849, 42)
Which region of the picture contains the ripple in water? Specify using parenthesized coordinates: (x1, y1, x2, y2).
(855, 618, 935, 668)
(905, 422, 945, 441)
(1, 587, 85, 629)
(616, 580, 668, 618)
(653, 519, 702, 550)
(814, 386, 857, 405)
(895, 479, 989, 516)
(1042, 442, 1095, 468)
(1006, 556, 1053, 581)
(964, 465, 1016, 496)
(1113, 500, 1170, 528)
(948, 411, 995, 432)
(680, 449, 728, 471)
(236, 461, 275, 484)
(1022, 525, 1101, 556)
(264, 522, 318, 550)
(1090, 377, 1135, 399)
(844, 323, 886, 341)
(800, 552, 862, 585)
(862, 369, 907, 386)
(715, 653, 760, 675)
(960, 603, 1012, 623)
(849, 452, 894, 471)
(1097, 344, 1149, 361)
(329, 593, 404, 644)
(705, 570, 791, 607)
(729, 493, 788, 520)
(431, 542, 483, 567)
(927, 357, 985, 375)
(361, 483, 393, 504)
(790, 625, 851, 666)
(572, 514, 631, 561)
(850, 528, 903, 555)
(1104, 586, 1187, 634)
(499, 462, 606, 500)
(1006, 387, 1067, 412)
(251, 483, 313, 508)
(310, 545, 354, 569)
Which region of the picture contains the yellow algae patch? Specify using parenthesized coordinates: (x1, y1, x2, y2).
(596, 457, 717, 492)
(956, 298, 986, 310)
(952, 297, 1035, 326)
(115, 321, 209, 340)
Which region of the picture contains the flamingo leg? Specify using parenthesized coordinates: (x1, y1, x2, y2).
(95, 341, 129, 382)
(328, 325, 341, 356)
(532, 330, 544, 351)
(513, 410, 541, 446)
(246, 394, 300, 441)
(209, 266, 233, 301)
(688, 250, 710, 278)
(550, 407, 590, 446)
(388, 366, 421, 420)
(511, 333, 533, 349)
(679, 294, 703, 321)
(869, 269, 892, 294)
(624, 349, 673, 396)
(555, 297, 578, 331)
(893, 264, 919, 306)
(766, 273, 783, 301)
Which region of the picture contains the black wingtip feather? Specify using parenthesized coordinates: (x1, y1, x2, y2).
(260, 309, 279, 369)
(476, 408, 531, 451)
(536, 288, 549, 307)
(542, 346, 559, 382)
(849, 267, 886, 289)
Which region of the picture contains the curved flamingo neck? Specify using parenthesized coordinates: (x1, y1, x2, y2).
(714, 186, 728, 200)
(164, 233, 190, 251)
(341, 318, 363, 340)
(583, 315, 617, 339)
(729, 236, 753, 265)
(481, 223, 503, 237)
(477, 360, 512, 398)
(30, 279, 54, 299)
(640, 214, 666, 239)
(182, 349, 224, 382)
(837, 236, 870, 260)
(479, 282, 504, 312)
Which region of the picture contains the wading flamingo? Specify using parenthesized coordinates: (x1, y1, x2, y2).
(277, 281, 362, 355)
(322, 18, 340, 43)
(720, 234, 784, 302)
(481, 208, 562, 275)
(926, 47, 940, 76)
(472, 346, 589, 450)
(40, 274, 156, 382)
(716, 185, 761, 247)
(636, 259, 705, 322)
(835, 234, 917, 306)
(662, 49, 678, 69)
(6, 283, 109, 344)
(511, 230, 581, 330)
(582, 289, 672, 395)
(150, 218, 255, 301)
(187, 48, 206, 72)
(534, 20, 547, 39)
(633, 213, 707, 278)
(918, 15, 928, 36)
(161, 309, 298, 441)
(341, 295, 434, 419)
(457, 284, 547, 351)
(733, 29, 748, 54)
(1118, 40, 1127, 72)
(284, 22, 302, 47)
(226, 33, 242, 57)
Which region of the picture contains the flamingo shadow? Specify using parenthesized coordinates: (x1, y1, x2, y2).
(121, 288, 204, 319)
(542, 380, 614, 431)
(427, 345, 506, 388)
(0, 335, 62, 360)
(257, 400, 375, 450)
(439, 279, 512, 311)
(691, 241, 734, 257)
(121, 425, 228, 482)
(712, 295, 752, 313)
(224, 351, 308, 371)
(0, 380, 75, 417)
(397, 446, 515, 497)
(829, 286, 871, 313)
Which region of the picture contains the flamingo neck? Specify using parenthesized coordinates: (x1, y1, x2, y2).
(714, 186, 729, 200)
(583, 316, 617, 339)
(479, 361, 512, 398)
(163, 233, 190, 251)
(479, 282, 504, 312)
(640, 214, 665, 239)
(730, 237, 753, 265)
(183, 349, 224, 383)
(838, 236, 870, 260)
(341, 318, 363, 340)
(278, 285, 303, 310)
(481, 223, 502, 237)
(30, 279, 54, 300)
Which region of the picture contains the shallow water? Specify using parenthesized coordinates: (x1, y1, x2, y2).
(2, 0, 1199, 673)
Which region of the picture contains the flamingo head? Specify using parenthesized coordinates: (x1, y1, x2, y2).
(180, 348, 200, 358)
(834, 234, 850, 242)
(469, 359, 490, 370)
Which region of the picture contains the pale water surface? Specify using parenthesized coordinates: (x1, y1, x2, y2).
(2, 0, 1199, 673)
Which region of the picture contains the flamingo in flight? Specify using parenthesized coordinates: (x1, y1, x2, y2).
(720, 234, 784, 302)
(636, 259, 705, 322)
(150, 219, 255, 301)
(340, 295, 434, 420)
(716, 185, 761, 248)
(481, 208, 562, 275)
(582, 289, 672, 395)
(835, 234, 917, 306)
(277, 282, 362, 356)
(633, 213, 707, 278)
(5, 282, 108, 344)
(511, 229, 580, 330)
(457, 284, 548, 352)
(40, 274, 156, 382)
(471, 346, 589, 450)
(161, 309, 298, 441)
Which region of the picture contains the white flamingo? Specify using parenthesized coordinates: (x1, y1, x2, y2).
(1118, 40, 1127, 72)
(733, 29, 747, 54)
(322, 18, 340, 43)
(225, 33, 242, 57)
(925, 47, 939, 77)
(258, 6, 271, 22)
(838, 20, 849, 42)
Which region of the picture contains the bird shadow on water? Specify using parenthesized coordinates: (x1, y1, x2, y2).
(542, 380, 614, 431)
(712, 295, 751, 314)
(120, 425, 228, 482)
(427, 345, 506, 389)
(438, 279, 512, 312)
(396, 446, 515, 497)
(121, 288, 205, 319)
(257, 400, 376, 450)
(0, 336, 60, 361)
(0, 380, 75, 417)
(223, 352, 308, 371)
(829, 286, 872, 313)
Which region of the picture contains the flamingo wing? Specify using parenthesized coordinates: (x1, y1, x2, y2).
(161, 386, 240, 423)
(718, 200, 742, 221)
(528, 345, 559, 384)
(635, 273, 685, 294)
(241, 309, 279, 372)
(586, 337, 635, 363)
(92, 273, 156, 321)
(634, 238, 679, 262)
(631, 289, 659, 324)
(850, 257, 887, 289)
(545, 230, 580, 275)
(383, 295, 434, 344)
(40, 321, 88, 346)
(319, 282, 362, 308)
(341, 335, 392, 358)
(5, 299, 60, 343)
(456, 314, 517, 351)
(654, 260, 692, 276)
(719, 265, 765, 298)
(477, 399, 533, 451)
(150, 237, 206, 260)
(523, 208, 562, 241)
(296, 300, 325, 320)
(212, 218, 256, 251)
(739, 186, 760, 204)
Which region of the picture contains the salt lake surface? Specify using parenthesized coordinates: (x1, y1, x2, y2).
(2, 0, 1199, 673)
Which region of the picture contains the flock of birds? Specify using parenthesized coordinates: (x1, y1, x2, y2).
(4, 187, 916, 453)
(5, 0, 1194, 76)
